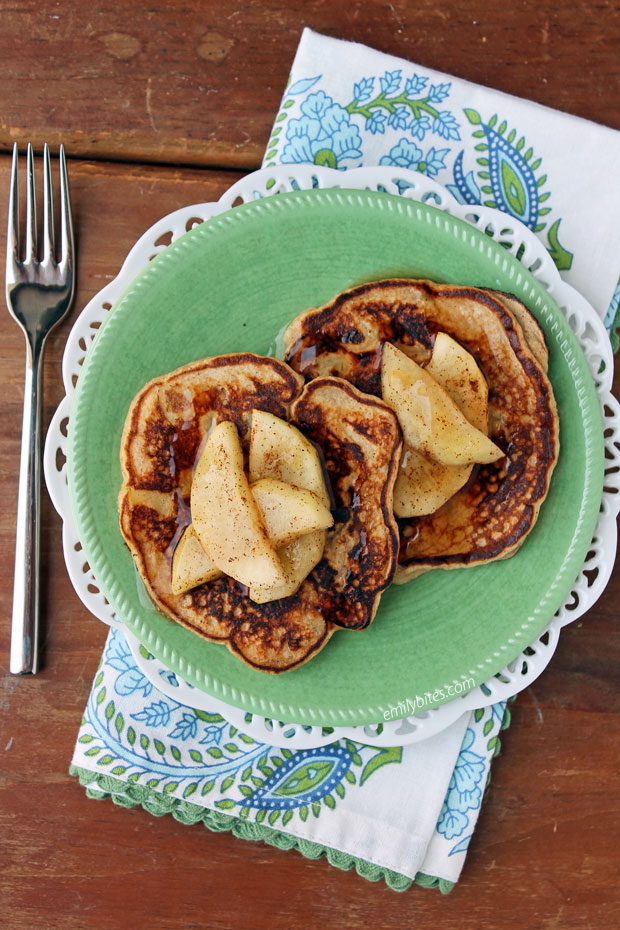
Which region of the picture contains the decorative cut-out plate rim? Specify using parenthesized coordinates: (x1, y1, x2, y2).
(44, 164, 619, 745)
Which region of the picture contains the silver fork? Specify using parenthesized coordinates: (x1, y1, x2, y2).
(7, 143, 75, 674)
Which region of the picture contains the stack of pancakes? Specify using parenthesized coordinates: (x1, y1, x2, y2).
(119, 280, 559, 672)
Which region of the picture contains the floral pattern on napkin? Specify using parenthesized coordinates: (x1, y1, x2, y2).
(264, 49, 620, 338)
(266, 72, 575, 275)
(72, 627, 509, 885)
(80, 630, 402, 826)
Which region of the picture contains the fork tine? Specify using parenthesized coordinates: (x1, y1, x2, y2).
(25, 142, 37, 260)
(6, 143, 20, 270)
(42, 143, 55, 265)
(7, 141, 76, 677)
(58, 144, 73, 272)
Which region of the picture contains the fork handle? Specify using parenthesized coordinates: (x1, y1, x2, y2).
(10, 340, 43, 674)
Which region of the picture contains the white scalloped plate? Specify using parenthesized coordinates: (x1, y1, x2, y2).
(44, 165, 619, 747)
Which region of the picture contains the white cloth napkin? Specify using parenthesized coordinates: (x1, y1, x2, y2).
(263, 28, 620, 331)
(72, 628, 507, 890)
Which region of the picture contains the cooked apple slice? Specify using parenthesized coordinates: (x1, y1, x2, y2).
(248, 410, 331, 603)
(249, 410, 329, 506)
(191, 421, 287, 589)
(249, 474, 333, 603)
(249, 531, 326, 604)
(171, 504, 330, 597)
(171, 524, 221, 595)
(393, 333, 495, 517)
(393, 448, 470, 517)
(425, 332, 488, 432)
(250, 478, 333, 546)
(174, 478, 332, 596)
(381, 342, 503, 466)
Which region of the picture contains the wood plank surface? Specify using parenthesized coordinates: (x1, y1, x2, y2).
(1, 1, 619, 926)
(0, 154, 618, 930)
(0, 1, 618, 167)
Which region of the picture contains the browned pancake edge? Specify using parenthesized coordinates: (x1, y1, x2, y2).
(119, 354, 402, 672)
(282, 279, 559, 581)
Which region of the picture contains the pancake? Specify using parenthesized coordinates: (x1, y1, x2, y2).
(490, 290, 549, 371)
(119, 354, 402, 672)
(282, 279, 559, 581)
(290, 377, 402, 628)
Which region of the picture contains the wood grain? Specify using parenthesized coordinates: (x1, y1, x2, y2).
(1, 3, 620, 925)
(0, 154, 618, 929)
(0, 0, 618, 168)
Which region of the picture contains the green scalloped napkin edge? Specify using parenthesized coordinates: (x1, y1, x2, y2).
(69, 763, 440, 892)
(69, 702, 512, 894)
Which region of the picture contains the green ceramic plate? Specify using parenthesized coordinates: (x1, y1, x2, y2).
(67, 188, 604, 727)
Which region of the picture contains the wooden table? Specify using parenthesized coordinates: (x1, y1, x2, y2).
(1, 3, 619, 927)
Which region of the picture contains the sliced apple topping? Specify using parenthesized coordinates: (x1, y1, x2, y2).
(171, 524, 221, 595)
(382, 341, 502, 466)
(172, 415, 333, 600)
(248, 411, 332, 603)
(248, 531, 326, 605)
(249, 409, 329, 504)
(171, 480, 331, 595)
(382, 339, 504, 518)
(393, 447, 474, 518)
(250, 478, 332, 547)
(191, 421, 287, 590)
(425, 332, 488, 433)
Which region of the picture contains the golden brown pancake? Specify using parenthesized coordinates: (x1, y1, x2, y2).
(119, 354, 402, 671)
(290, 377, 402, 628)
(490, 290, 549, 371)
(282, 279, 559, 582)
